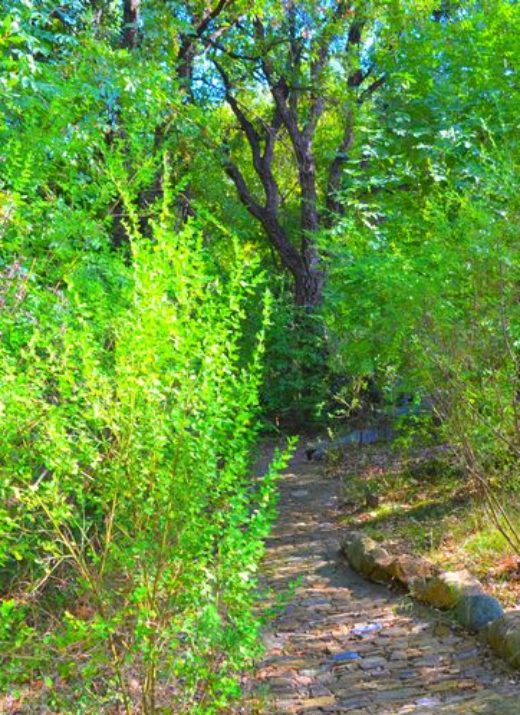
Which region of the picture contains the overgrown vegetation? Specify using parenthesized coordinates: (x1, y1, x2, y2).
(338, 443, 520, 607)
(325, 0, 520, 552)
(1, 0, 519, 711)
(1, 179, 290, 711)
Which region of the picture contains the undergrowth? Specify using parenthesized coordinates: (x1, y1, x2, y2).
(0, 190, 291, 713)
(339, 445, 520, 607)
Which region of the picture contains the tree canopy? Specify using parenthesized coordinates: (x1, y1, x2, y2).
(1, 0, 519, 711)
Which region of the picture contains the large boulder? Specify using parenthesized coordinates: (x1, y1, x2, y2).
(341, 532, 394, 585)
(454, 594, 504, 631)
(485, 611, 520, 667)
(410, 570, 484, 610)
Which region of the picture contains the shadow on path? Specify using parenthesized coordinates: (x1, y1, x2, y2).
(243, 443, 520, 714)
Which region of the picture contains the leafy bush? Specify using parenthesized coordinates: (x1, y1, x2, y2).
(261, 294, 330, 429)
(324, 0, 520, 550)
(0, 199, 288, 713)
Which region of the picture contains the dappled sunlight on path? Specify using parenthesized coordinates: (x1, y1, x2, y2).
(243, 444, 520, 714)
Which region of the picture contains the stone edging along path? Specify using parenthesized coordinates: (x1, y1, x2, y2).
(341, 532, 520, 670)
(245, 443, 520, 714)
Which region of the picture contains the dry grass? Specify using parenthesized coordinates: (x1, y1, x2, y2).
(334, 442, 520, 607)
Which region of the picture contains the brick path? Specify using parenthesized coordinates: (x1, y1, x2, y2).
(246, 444, 520, 714)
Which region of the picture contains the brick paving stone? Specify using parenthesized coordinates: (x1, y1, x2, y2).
(238, 443, 520, 714)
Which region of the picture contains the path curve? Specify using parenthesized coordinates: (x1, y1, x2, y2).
(246, 443, 520, 714)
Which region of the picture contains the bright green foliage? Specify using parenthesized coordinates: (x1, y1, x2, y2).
(0, 5, 293, 708)
(2, 0, 520, 706)
(261, 297, 330, 427)
(0, 1, 177, 283)
(325, 0, 520, 538)
(0, 181, 289, 711)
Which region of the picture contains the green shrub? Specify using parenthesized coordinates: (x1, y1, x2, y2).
(261, 295, 329, 429)
(323, 0, 520, 550)
(0, 201, 289, 713)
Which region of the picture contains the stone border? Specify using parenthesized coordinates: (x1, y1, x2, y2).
(340, 531, 520, 668)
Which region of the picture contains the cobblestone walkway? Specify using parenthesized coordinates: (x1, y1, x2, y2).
(247, 444, 520, 714)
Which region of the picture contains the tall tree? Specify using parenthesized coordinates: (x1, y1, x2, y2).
(201, 2, 390, 306)
(121, 0, 141, 49)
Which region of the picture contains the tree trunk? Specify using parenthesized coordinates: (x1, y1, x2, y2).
(121, 0, 140, 49)
(294, 269, 323, 307)
(293, 243, 324, 307)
